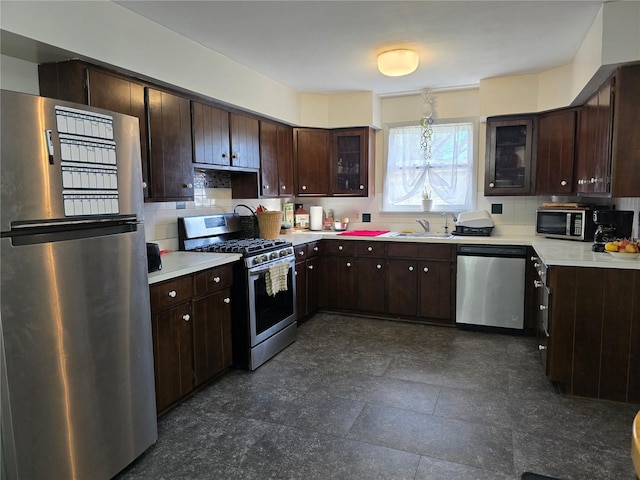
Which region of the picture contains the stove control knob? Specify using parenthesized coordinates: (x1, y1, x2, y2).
(270, 252, 279, 260)
(279, 249, 288, 257)
(253, 256, 263, 266)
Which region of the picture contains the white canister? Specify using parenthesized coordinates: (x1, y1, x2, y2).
(309, 206, 323, 231)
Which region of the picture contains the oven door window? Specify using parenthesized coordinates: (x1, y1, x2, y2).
(249, 263, 295, 345)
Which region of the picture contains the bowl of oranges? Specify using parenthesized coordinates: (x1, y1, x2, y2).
(604, 239, 640, 260)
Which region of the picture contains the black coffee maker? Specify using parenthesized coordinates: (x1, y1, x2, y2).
(592, 210, 634, 252)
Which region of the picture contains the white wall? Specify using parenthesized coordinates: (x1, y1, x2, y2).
(0, 55, 39, 94)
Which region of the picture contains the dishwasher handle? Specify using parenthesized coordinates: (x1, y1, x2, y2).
(456, 244, 527, 258)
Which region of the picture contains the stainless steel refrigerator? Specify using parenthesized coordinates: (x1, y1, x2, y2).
(0, 90, 157, 479)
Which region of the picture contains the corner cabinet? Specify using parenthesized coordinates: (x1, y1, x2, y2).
(259, 121, 294, 197)
(485, 115, 537, 195)
(575, 64, 640, 197)
(330, 128, 375, 196)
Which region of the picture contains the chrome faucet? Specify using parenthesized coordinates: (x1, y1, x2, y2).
(441, 213, 457, 233)
(416, 218, 430, 232)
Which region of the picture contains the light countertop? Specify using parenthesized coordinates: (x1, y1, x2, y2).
(149, 232, 639, 284)
(148, 251, 242, 285)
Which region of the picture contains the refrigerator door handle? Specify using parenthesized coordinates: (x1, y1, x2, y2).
(44, 129, 55, 164)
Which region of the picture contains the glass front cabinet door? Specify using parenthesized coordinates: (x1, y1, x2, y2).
(330, 128, 373, 196)
(485, 116, 536, 195)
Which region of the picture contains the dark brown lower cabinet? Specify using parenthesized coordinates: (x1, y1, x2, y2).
(152, 302, 194, 413)
(318, 240, 454, 324)
(548, 266, 640, 403)
(150, 263, 234, 414)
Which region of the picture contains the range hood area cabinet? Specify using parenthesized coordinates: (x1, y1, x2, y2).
(294, 127, 375, 197)
(575, 63, 640, 198)
(38, 60, 194, 202)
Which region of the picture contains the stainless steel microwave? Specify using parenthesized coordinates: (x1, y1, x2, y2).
(535, 208, 596, 241)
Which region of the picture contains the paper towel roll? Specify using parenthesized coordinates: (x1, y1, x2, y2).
(309, 206, 323, 231)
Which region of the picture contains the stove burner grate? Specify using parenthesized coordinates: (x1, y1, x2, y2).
(195, 238, 291, 255)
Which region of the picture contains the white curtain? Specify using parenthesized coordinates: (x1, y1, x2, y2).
(385, 123, 473, 210)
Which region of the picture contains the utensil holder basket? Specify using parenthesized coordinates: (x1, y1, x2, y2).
(256, 211, 283, 239)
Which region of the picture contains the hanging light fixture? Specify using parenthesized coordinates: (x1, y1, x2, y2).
(420, 90, 435, 161)
(377, 49, 419, 77)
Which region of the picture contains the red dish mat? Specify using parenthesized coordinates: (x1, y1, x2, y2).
(337, 230, 389, 237)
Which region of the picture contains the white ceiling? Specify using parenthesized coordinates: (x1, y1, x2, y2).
(116, 0, 606, 96)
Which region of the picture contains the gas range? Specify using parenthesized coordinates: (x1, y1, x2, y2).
(178, 214, 294, 268)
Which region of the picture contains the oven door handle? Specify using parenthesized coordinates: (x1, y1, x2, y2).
(249, 260, 293, 276)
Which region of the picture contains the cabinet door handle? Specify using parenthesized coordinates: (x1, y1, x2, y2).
(281, 185, 286, 190)
(533, 262, 540, 268)
(530, 256, 538, 262)
(298, 251, 304, 256)
(264, 185, 269, 190)
(184, 183, 193, 189)
(313, 246, 319, 252)
(142, 181, 147, 189)
(539, 304, 548, 311)
(221, 153, 227, 158)
(359, 185, 364, 190)
(223, 297, 231, 304)
(489, 182, 495, 188)
(560, 180, 567, 186)
(308, 265, 314, 270)
(367, 246, 373, 252)
(338, 245, 343, 251)
(538, 345, 547, 351)
(533, 280, 543, 288)
(423, 267, 429, 273)
(301, 185, 307, 190)
(408, 266, 414, 272)
(212, 276, 221, 283)
(168, 290, 177, 298)
(182, 314, 190, 321)
(346, 262, 352, 267)
(376, 264, 382, 269)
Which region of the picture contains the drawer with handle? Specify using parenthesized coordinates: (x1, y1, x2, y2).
(150, 275, 193, 312)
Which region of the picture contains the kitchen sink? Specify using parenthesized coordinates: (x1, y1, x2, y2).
(384, 232, 454, 239)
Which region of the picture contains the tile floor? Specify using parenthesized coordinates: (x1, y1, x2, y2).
(117, 313, 639, 480)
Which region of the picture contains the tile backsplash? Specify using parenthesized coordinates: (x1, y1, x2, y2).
(144, 179, 640, 249)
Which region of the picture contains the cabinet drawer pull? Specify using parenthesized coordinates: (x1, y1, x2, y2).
(308, 265, 314, 270)
(533, 262, 540, 268)
(367, 246, 373, 252)
(221, 153, 227, 158)
(539, 304, 548, 311)
(223, 297, 231, 304)
(298, 250, 304, 256)
(560, 180, 567, 186)
(212, 276, 221, 283)
(184, 183, 193, 189)
(338, 245, 343, 251)
(301, 185, 307, 190)
(313, 246, 319, 252)
(182, 314, 190, 322)
(538, 345, 547, 351)
(168, 290, 177, 298)
(346, 262, 352, 267)
(533, 280, 543, 288)
(423, 267, 429, 273)
(376, 264, 382, 269)
(408, 266, 414, 272)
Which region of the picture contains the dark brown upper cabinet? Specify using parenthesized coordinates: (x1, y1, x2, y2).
(294, 128, 331, 196)
(146, 88, 194, 201)
(536, 108, 578, 195)
(485, 115, 537, 196)
(191, 101, 231, 167)
(330, 128, 374, 197)
(259, 121, 294, 197)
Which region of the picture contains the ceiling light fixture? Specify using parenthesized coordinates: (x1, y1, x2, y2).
(377, 49, 419, 77)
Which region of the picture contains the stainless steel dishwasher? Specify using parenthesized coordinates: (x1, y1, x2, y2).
(455, 244, 527, 329)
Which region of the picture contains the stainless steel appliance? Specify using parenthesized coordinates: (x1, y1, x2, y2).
(591, 209, 634, 252)
(456, 244, 526, 330)
(535, 207, 597, 241)
(178, 214, 296, 370)
(0, 90, 157, 480)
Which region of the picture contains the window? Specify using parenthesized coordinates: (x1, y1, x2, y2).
(383, 121, 475, 212)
